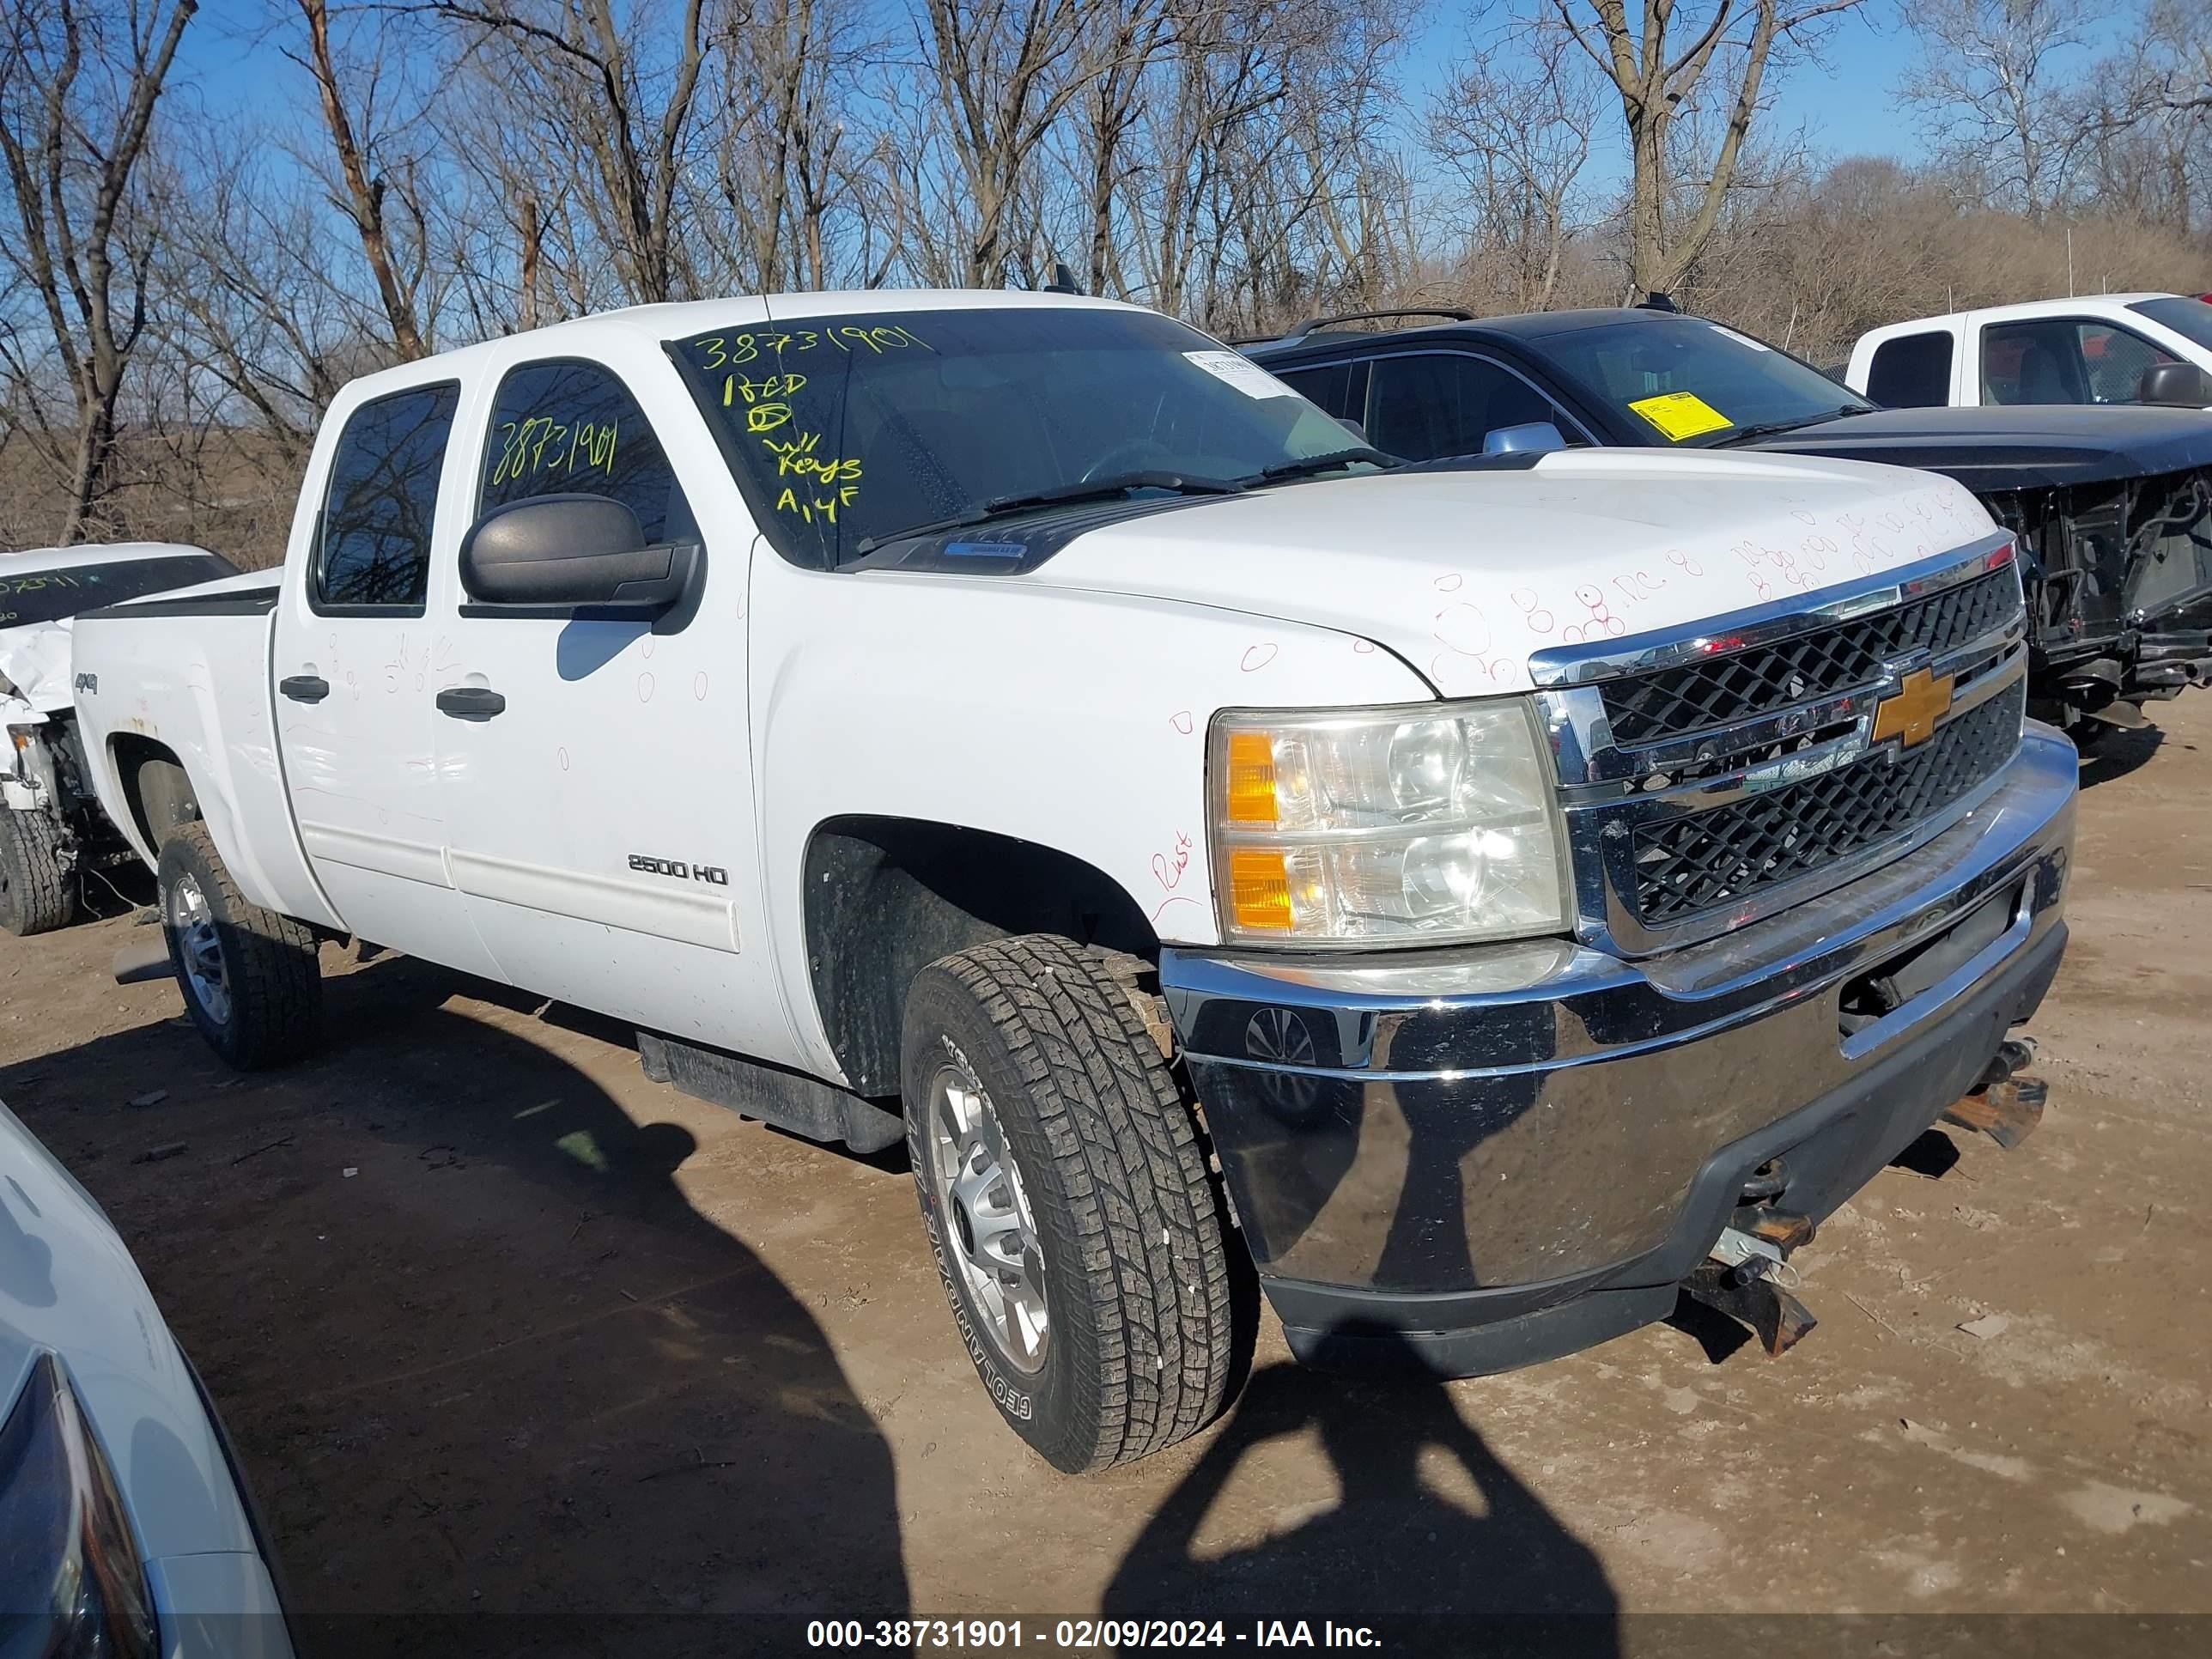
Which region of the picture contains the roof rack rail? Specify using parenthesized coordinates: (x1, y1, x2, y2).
(1275, 307, 1475, 343)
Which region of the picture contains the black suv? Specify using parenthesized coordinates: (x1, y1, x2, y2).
(1243, 305, 2212, 733)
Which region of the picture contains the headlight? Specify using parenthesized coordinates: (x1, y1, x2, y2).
(1207, 698, 1571, 946)
(0, 1352, 157, 1658)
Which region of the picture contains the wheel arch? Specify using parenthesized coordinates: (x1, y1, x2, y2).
(800, 815, 1159, 1097)
(109, 733, 198, 859)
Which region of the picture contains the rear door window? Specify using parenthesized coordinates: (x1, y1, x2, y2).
(1273, 362, 1355, 421)
(1865, 331, 1953, 407)
(315, 382, 461, 611)
(479, 360, 694, 543)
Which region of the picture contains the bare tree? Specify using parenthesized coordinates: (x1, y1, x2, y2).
(0, 0, 196, 542)
(708, 0, 875, 292)
(1063, 0, 1174, 298)
(419, 0, 710, 306)
(284, 0, 429, 356)
(1431, 15, 1601, 310)
(1899, 0, 2091, 220)
(2075, 0, 2211, 234)
(915, 0, 1088, 288)
(1546, 0, 1865, 298)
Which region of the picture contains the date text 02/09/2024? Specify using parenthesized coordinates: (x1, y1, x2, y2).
(803, 1620, 1382, 1650)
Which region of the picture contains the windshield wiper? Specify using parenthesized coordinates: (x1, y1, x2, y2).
(1243, 446, 1402, 484)
(1710, 405, 1868, 447)
(854, 470, 1244, 556)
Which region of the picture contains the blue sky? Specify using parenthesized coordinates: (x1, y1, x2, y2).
(1399, 1, 2136, 185)
(172, 0, 2132, 183)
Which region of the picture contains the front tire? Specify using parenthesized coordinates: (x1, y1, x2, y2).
(158, 823, 324, 1069)
(0, 810, 76, 936)
(902, 934, 1238, 1473)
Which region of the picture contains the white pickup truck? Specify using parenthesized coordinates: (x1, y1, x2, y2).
(1844, 293, 2212, 410)
(70, 290, 2075, 1472)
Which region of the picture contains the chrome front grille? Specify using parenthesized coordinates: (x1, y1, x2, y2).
(1532, 534, 2029, 956)
(1601, 564, 2021, 745)
(1628, 678, 2026, 924)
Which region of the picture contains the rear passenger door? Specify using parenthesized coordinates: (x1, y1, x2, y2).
(273, 378, 506, 978)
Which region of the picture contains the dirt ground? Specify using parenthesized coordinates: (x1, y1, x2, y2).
(3, 702, 2209, 1656)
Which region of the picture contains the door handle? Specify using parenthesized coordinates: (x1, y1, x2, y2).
(279, 674, 330, 704)
(436, 685, 507, 722)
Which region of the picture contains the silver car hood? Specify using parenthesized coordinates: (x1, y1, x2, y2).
(0, 1097, 260, 1560)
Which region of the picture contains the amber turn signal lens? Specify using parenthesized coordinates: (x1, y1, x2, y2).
(1228, 848, 1294, 931)
(1224, 730, 1278, 824)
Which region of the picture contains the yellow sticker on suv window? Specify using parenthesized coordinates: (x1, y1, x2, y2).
(1628, 391, 1733, 441)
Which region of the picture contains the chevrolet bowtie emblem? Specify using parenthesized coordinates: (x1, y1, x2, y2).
(1873, 665, 1955, 748)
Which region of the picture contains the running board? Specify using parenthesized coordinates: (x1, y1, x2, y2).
(636, 1030, 905, 1155)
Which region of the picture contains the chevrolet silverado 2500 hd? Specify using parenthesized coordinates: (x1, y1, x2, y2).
(67, 291, 2074, 1472)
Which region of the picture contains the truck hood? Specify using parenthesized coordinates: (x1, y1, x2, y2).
(0, 619, 74, 716)
(1023, 450, 1992, 697)
(1737, 404, 2212, 491)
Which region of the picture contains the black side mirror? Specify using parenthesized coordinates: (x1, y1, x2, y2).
(1336, 415, 1370, 444)
(459, 494, 702, 617)
(2138, 361, 2212, 407)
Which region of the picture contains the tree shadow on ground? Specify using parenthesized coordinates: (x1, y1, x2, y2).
(0, 950, 908, 1657)
(1104, 1346, 1618, 1652)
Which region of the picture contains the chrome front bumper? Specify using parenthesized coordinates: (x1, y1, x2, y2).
(1162, 725, 2075, 1344)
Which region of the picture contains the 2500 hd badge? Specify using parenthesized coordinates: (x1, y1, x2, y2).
(628, 854, 729, 884)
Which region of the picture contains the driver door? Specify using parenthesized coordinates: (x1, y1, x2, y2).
(430, 351, 781, 1055)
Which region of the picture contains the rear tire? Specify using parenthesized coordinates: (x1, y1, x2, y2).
(0, 810, 76, 936)
(902, 934, 1238, 1473)
(158, 823, 323, 1069)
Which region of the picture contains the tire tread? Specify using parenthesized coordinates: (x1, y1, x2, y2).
(0, 811, 75, 936)
(911, 934, 1233, 1471)
(162, 823, 323, 1069)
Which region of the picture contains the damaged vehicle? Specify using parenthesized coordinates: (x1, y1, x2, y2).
(2, 543, 237, 933)
(66, 292, 2070, 1471)
(1244, 306, 2212, 738)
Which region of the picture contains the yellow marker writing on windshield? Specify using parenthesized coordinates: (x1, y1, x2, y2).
(1628, 391, 1732, 442)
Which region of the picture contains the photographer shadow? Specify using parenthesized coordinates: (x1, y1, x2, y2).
(1105, 1338, 1618, 1652)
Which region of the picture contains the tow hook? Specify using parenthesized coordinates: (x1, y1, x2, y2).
(1684, 1227, 1820, 1358)
(1942, 1038, 2048, 1150)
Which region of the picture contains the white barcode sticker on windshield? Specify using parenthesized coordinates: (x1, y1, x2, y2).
(1708, 323, 1772, 351)
(1184, 349, 1297, 398)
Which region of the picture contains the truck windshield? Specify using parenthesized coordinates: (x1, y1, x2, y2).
(1537, 315, 1874, 445)
(2129, 296, 2212, 354)
(671, 307, 1361, 565)
(0, 554, 235, 629)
